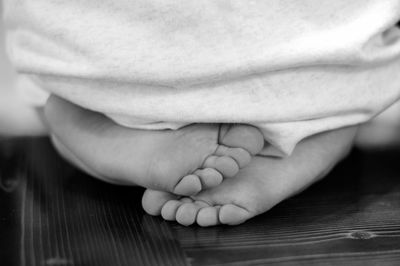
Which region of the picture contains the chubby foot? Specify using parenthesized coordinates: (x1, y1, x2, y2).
(45, 95, 264, 196)
(142, 156, 304, 226)
(142, 127, 357, 226)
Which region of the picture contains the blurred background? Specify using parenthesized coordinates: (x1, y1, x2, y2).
(0, 2, 47, 136)
(1, 3, 400, 148)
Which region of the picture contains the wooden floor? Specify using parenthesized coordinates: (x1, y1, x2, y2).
(1, 138, 400, 266)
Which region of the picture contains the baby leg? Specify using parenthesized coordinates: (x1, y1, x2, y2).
(44, 95, 265, 196)
(142, 126, 358, 226)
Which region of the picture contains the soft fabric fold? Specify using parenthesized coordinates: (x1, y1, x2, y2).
(4, 0, 400, 155)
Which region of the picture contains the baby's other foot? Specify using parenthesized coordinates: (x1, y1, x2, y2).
(45, 96, 264, 196)
(142, 127, 357, 226)
(142, 156, 299, 226)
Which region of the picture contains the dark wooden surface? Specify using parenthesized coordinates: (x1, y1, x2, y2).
(1, 138, 400, 266)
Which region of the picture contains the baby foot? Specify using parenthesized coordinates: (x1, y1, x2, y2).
(142, 127, 357, 226)
(45, 96, 264, 196)
(142, 156, 301, 226)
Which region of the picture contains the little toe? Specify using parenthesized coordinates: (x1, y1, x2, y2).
(161, 200, 183, 221)
(219, 204, 252, 225)
(173, 175, 202, 196)
(203, 156, 239, 178)
(176, 203, 202, 226)
(142, 189, 178, 216)
(194, 168, 223, 189)
(197, 206, 220, 227)
(215, 146, 252, 169)
(220, 124, 264, 155)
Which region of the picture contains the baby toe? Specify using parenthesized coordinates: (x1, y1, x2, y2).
(219, 204, 252, 225)
(197, 206, 220, 227)
(142, 189, 178, 216)
(173, 175, 202, 196)
(161, 200, 183, 221)
(220, 124, 264, 155)
(215, 146, 252, 169)
(194, 168, 223, 189)
(203, 155, 239, 178)
(180, 197, 195, 203)
(176, 203, 202, 226)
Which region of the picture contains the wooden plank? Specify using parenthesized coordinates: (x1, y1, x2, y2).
(177, 149, 400, 265)
(1, 138, 189, 266)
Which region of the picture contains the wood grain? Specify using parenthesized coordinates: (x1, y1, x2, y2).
(1, 138, 400, 266)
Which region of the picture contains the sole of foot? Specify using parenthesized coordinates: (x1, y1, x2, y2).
(141, 155, 317, 226)
(45, 96, 265, 197)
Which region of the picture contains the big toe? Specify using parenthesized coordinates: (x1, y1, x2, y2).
(220, 124, 264, 155)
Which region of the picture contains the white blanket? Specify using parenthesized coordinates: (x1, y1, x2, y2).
(3, 0, 400, 156)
